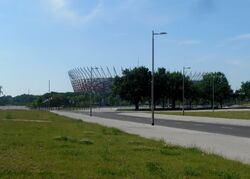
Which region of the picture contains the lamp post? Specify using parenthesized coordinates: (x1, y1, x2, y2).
(0, 86, 2, 96)
(182, 66, 191, 115)
(48, 80, 51, 110)
(212, 74, 215, 112)
(90, 67, 98, 116)
(151, 30, 167, 126)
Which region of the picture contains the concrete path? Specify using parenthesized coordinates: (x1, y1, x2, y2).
(53, 110, 250, 164)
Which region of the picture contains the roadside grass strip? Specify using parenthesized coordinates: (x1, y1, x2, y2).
(0, 110, 250, 178)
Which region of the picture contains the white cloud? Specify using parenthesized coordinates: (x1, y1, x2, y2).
(225, 59, 242, 66)
(215, 33, 250, 48)
(46, 0, 103, 24)
(228, 33, 250, 41)
(50, 0, 66, 12)
(44, 0, 176, 26)
(178, 40, 201, 45)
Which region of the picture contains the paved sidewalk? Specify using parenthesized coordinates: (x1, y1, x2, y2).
(53, 110, 250, 164)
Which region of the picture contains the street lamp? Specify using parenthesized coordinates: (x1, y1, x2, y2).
(212, 74, 215, 112)
(48, 80, 51, 110)
(182, 66, 191, 115)
(0, 86, 2, 96)
(152, 30, 167, 126)
(90, 67, 98, 117)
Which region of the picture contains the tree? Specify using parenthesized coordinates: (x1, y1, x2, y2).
(168, 72, 183, 109)
(239, 81, 250, 101)
(154, 68, 170, 108)
(199, 72, 232, 108)
(0, 95, 12, 106)
(113, 67, 151, 110)
(12, 94, 38, 105)
(187, 81, 202, 107)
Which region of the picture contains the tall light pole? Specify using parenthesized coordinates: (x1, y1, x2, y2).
(48, 80, 51, 93)
(0, 86, 3, 96)
(48, 80, 51, 110)
(90, 67, 98, 117)
(212, 74, 215, 112)
(151, 30, 167, 126)
(182, 66, 191, 115)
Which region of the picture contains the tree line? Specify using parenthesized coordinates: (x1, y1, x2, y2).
(0, 92, 120, 109)
(0, 67, 249, 110)
(113, 66, 249, 110)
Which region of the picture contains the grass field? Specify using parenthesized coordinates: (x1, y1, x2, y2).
(158, 111, 250, 120)
(0, 110, 250, 178)
(242, 102, 250, 107)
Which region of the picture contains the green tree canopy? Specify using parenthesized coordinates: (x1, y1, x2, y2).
(113, 67, 151, 110)
(199, 72, 232, 108)
(168, 72, 182, 109)
(154, 68, 170, 108)
(239, 81, 250, 100)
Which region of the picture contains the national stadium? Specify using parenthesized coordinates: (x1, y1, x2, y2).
(68, 67, 118, 94)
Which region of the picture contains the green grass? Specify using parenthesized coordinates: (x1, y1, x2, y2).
(158, 111, 250, 120)
(242, 102, 250, 107)
(0, 110, 250, 178)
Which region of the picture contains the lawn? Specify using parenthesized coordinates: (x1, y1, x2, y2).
(158, 111, 250, 120)
(0, 110, 250, 178)
(242, 102, 250, 107)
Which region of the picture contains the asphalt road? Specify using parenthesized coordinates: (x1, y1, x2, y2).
(79, 111, 250, 138)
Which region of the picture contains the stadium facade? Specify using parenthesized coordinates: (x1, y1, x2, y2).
(68, 67, 206, 94)
(68, 67, 118, 94)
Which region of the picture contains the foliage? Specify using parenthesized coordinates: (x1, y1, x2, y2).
(199, 72, 232, 108)
(154, 68, 170, 108)
(0, 92, 121, 108)
(113, 67, 151, 110)
(168, 71, 192, 109)
(113, 67, 236, 110)
(0, 95, 13, 106)
(0, 69, 240, 110)
(238, 81, 250, 101)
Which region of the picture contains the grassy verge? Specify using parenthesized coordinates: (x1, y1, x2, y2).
(158, 111, 250, 120)
(242, 102, 250, 107)
(0, 110, 250, 178)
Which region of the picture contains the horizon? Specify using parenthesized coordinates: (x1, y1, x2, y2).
(0, 0, 250, 96)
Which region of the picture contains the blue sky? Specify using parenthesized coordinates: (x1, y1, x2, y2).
(0, 0, 250, 96)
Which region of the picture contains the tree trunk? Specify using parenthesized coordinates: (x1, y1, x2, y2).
(220, 101, 223, 109)
(162, 98, 165, 109)
(172, 100, 176, 110)
(135, 102, 139, 110)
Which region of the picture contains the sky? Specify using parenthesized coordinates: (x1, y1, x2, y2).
(0, 0, 250, 96)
